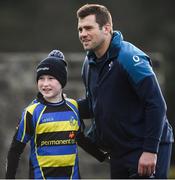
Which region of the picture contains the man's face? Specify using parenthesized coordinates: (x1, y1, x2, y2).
(78, 15, 107, 51)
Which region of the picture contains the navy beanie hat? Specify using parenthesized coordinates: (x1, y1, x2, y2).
(36, 50, 67, 88)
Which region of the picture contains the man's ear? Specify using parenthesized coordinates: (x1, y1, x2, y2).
(103, 24, 112, 34)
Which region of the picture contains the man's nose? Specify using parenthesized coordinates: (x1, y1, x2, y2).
(80, 29, 88, 37)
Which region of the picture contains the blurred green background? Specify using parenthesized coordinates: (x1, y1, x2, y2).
(0, 0, 174, 178)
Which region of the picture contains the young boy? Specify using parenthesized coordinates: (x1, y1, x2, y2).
(6, 50, 107, 179)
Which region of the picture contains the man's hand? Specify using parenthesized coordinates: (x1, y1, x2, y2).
(138, 152, 157, 177)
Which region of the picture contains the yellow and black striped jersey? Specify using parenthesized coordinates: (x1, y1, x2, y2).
(16, 96, 81, 179)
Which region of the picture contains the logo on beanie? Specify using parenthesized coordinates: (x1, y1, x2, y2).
(37, 67, 50, 72)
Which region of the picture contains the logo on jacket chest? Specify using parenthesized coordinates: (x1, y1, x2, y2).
(108, 61, 114, 70)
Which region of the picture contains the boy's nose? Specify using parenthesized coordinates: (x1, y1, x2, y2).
(43, 79, 49, 85)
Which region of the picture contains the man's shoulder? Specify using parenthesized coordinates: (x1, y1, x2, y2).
(119, 41, 146, 61)
(117, 42, 154, 83)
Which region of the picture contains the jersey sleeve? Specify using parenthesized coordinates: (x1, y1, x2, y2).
(15, 106, 35, 143)
(6, 138, 26, 178)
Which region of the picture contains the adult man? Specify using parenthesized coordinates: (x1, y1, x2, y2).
(76, 4, 174, 179)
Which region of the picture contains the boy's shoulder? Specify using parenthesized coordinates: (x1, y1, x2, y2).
(65, 98, 78, 109)
(25, 99, 41, 115)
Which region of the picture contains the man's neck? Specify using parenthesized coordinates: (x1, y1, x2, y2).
(95, 35, 112, 59)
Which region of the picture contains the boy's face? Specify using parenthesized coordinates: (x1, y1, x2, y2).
(37, 75, 62, 103)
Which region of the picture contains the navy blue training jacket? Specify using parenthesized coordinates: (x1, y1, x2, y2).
(78, 31, 174, 157)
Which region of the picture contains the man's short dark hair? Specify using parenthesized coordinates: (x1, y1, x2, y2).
(77, 4, 113, 29)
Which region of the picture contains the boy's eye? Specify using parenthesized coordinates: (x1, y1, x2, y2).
(49, 77, 55, 80)
(39, 76, 44, 80)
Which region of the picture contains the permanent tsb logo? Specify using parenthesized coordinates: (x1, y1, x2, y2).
(41, 139, 75, 146)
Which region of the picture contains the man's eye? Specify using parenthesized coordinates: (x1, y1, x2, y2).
(78, 27, 82, 32)
(86, 27, 92, 30)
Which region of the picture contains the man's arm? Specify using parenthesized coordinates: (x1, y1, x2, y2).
(122, 54, 165, 152)
(122, 54, 166, 176)
(76, 131, 108, 162)
(77, 98, 93, 119)
(135, 75, 166, 177)
(135, 75, 165, 152)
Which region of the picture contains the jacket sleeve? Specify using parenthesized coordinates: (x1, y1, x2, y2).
(5, 135, 26, 179)
(133, 75, 165, 153)
(77, 98, 93, 119)
(122, 54, 166, 153)
(77, 57, 93, 119)
(76, 131, 108, 162)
